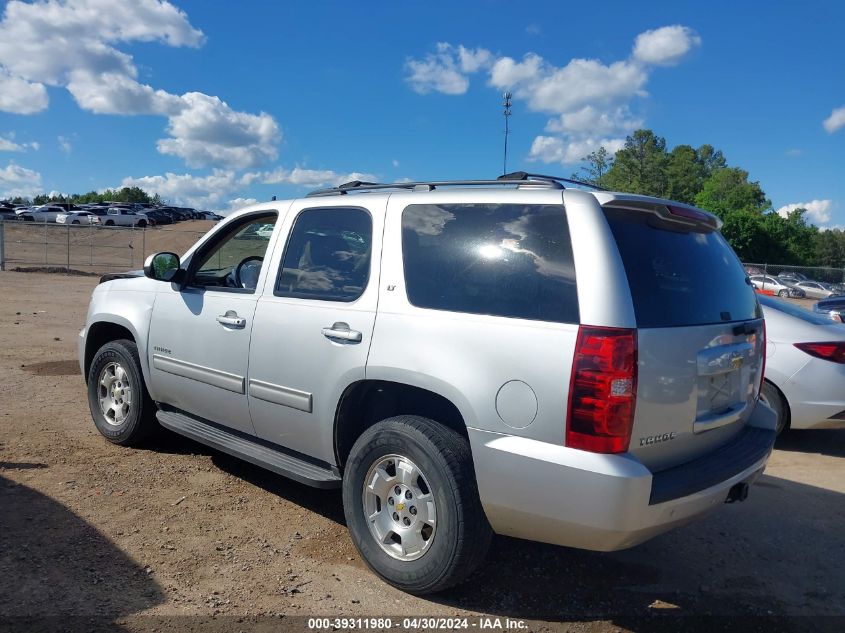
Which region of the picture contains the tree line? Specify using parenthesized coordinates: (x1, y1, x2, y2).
(5, 186, 163, 207)
(573, 129, 841, 268)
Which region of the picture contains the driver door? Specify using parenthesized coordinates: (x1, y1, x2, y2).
(147, 211, 281, 435)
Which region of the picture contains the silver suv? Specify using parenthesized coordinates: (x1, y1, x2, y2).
(79, 173, 777, 594)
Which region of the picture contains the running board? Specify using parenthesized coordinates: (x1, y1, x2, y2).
(156, 410, 341, 489)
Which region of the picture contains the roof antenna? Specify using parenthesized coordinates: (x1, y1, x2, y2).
(271, 195, 276, 201)
(502, 91, 512, 176)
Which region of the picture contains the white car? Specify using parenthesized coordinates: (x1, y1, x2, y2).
(56, 210, 101, 225)
(102, 206, 152, 227)
(759, 294, 845, 433)
(22, 205, 66, 222)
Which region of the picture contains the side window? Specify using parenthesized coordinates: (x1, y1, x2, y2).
(191, 212, 277, 291)
(401, 203, 579, 323)
(275, 207, 372, 302)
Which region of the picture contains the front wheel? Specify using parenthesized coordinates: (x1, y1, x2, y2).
(342, 416, 492, 594)
(778, 289, 788, 297)
(105, 219, 114, 226)
(87, 339, 157, 445)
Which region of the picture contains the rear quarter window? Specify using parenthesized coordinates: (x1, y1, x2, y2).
(605, 209, 761, 327)
(401, 203, 578, 324)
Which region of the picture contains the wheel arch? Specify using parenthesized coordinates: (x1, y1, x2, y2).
(84, 318, 141, 382)
(763, 378, 791, 432)
(334, 379, 469, 468)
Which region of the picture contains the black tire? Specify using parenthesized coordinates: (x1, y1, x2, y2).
(761, 381, 789, 435)
(778, 289, 788, 297)
(87, 339, 157, 446)
(71, 220, 80, 224)
(137, 220, 147, 228)
(342, 415, 492, 594)
(105, 219, 114, 226)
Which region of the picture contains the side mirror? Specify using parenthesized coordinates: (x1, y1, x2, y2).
(143, 252, 181, 281)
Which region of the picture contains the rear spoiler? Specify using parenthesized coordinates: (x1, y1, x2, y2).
(600, 196, 722, 231)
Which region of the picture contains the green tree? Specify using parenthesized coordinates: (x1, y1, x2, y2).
(719, 210, 769, 262)
(665, 144, 705, 204)
(694, 167, 770, 218)
(603, 129, 669, 197)
(697, 144, 727, 177)
(571, 146, 613, 187)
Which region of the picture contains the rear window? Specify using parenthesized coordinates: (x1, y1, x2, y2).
(401, 203, 578, 323)
(605, 209, 761, 327)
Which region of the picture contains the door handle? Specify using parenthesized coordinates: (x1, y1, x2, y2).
(321, 322, 362, 343)
(216, 310, 246, 328)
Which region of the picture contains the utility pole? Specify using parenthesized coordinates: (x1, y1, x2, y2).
(502, 91, 512, 175)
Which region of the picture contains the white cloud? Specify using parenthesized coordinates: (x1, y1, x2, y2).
(262, 167, 377, 188)
(410, 26, 700, 166)
(632, 25, 701, 66)
(120, 170, 255, 210)
(58, 135, 73, 154)
(0, 0, 281, 170)
(405, 43, 494, 95)
(776, 199, 833, 224)
(0, 162, 42, 198)
(823, 106, 845, 133)
(0, 133, 37, 152)
(529, 135, 626, 165)
(156, 93, 280, 169)
(0, 67, 49, 113)
(225, 197, 260, 214)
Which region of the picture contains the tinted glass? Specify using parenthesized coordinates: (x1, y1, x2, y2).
(193, 213, 277, 291)
(401, 204, 578, 323)
(758, 295, 837, 325)
(605, 209, 761, 327)
(276, 208, 372, 302)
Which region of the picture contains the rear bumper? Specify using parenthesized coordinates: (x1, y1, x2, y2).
(469, 412, 776, 551)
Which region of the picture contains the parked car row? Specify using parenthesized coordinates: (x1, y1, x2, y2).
(0, 200, 222, 227)
(746, 269, 845, 300)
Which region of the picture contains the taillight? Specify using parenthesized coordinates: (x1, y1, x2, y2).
(793, 342, 845, 364)
(566, 326, 637, 453)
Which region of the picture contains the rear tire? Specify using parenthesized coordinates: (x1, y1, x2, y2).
(87, 339, 157, 446)
(71, 220, 80, 224)
(761, 381, 789, 435)
(342, 415, 491, 594)
(137, 220, 147, 228)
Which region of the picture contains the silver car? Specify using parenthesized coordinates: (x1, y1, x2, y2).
(78, 175, 776, 594)
(793, 281, 835, 300)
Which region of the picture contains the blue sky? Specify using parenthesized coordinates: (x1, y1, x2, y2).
(0, 0, 843, 223)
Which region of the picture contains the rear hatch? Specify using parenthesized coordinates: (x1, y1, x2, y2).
(604, 204, 764, 471)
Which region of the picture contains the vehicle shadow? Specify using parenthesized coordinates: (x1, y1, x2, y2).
(775, 428, 845, 458)
(0, 473, 165, 631)
(140, 430, 347, 525)
(429, 473, 845, 629)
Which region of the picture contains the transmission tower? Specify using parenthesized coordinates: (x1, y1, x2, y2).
(502, 91, 512, 175)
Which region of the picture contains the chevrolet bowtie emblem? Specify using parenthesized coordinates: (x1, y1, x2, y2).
(731, 356, 743, 370)
(395, 502, 406, 511)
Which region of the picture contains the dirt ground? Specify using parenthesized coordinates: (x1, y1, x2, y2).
(1, 272, 844, 632)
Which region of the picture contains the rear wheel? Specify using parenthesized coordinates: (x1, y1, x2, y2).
(71, 220, 80, 224)
(137, 220, 147, 228)
(87, 339, 157, 445)
(342, 416, 491, 594)
(760, 381, 789, 435)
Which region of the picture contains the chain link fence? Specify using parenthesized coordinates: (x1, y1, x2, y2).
(742, 263, 845, 284)
(0, 219, 211, 274)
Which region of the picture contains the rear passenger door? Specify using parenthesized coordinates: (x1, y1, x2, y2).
(247, 200, 386, 462)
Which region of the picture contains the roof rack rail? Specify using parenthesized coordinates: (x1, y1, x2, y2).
(306, 176, 565, 197)
(498, 171, 608, 191)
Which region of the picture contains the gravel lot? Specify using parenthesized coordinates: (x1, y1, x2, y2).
(1, 272, 843, 632)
